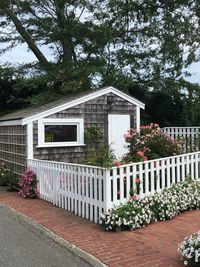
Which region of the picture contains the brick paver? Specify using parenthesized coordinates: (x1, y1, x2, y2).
(0, 187, 199, 267)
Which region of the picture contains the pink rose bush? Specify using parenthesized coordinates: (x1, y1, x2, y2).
(124, 123, 182, 162)
(19, 169, 39, 198)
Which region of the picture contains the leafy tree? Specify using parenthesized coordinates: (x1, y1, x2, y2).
(0, 66, 57, 114)
(97, 0, 200, 84)
(182, 81, 200, 126)
(0, 66, 23, 114)
(0, 0, 109, 92)
(0, 0, 200, 126)
(1, 1, 200, 90)
(145, 90, 185, 127)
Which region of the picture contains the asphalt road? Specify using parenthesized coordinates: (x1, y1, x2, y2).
(0, 205, 93, 267)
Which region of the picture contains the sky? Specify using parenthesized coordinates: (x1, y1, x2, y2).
(0, 43, 200, 84)
(184, 62, 200, 84)
(0, 44, 53, 65)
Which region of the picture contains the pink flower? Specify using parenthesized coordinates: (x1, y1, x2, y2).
(114, 161, 121, 168)
(137, 151, 144, 157)
(130, 195, 137, 200)
(129, 194, 139, 201)
(135, 178, 141, 184)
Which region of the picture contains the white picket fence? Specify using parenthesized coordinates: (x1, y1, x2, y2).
(163, 127, 200, 152)
(28, 151, 200, 223)
(107, 151, 200, 208)
(27, 159, 109, 223)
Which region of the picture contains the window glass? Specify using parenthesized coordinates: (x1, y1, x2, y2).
(44, 125, 77, 142)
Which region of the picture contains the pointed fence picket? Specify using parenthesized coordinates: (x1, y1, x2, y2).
(28, 151, 200, 224)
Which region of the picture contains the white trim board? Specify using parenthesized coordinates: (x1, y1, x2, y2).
(0, 119, 22, 126)
(22, 86, 145, 125)
(27, 122, 33, 159)
(136, 106, 141, 131)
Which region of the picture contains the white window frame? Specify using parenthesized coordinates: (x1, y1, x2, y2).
(37, 118, 84, 147)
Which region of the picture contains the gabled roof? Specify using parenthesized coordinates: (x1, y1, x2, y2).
(0, 86, 145, 125)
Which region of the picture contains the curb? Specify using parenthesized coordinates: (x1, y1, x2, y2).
(0, 203, 107, 267)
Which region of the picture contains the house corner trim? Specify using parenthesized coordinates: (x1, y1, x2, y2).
(27, 122, 33, 159)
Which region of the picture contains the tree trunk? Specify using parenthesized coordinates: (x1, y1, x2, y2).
(54, 0, 73, 65)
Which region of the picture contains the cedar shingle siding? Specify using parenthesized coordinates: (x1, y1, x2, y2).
(33, 93, 136, 163)
(0, 125, 26, 176)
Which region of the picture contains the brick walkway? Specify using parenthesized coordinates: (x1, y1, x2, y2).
(0, 187, 199, 267)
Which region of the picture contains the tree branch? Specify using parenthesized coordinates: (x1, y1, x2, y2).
(4, 7, 50, 69)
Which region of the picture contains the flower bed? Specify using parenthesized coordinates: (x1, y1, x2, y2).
(100, 179, 200, 231)
(178, 231, 200, 266)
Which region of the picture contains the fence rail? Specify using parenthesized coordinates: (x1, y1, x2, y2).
(163, 127, 200, 152)
(28, 150, 200, 223)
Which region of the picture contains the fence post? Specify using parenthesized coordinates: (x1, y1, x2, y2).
(104, 169, 112, 211)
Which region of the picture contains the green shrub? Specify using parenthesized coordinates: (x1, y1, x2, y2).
(84, 125, 117, 168)
(85, 125, 103, 145)
(85, 143, 116, 168)
(0, 161, 11, 186)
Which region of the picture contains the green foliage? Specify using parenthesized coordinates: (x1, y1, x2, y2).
(0, 163, 9, 186)
(85, 125, 103, 144)
(145, 90, 185, 127)
(84, 125, 116, 168)
(85, 143, 116, 168)
(0, 161, 17, 188)
(0, 66, 60, 115)
(124, 123, 182, 162)
(0, 0, 109, 92)
(0, 1, 199, 88)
